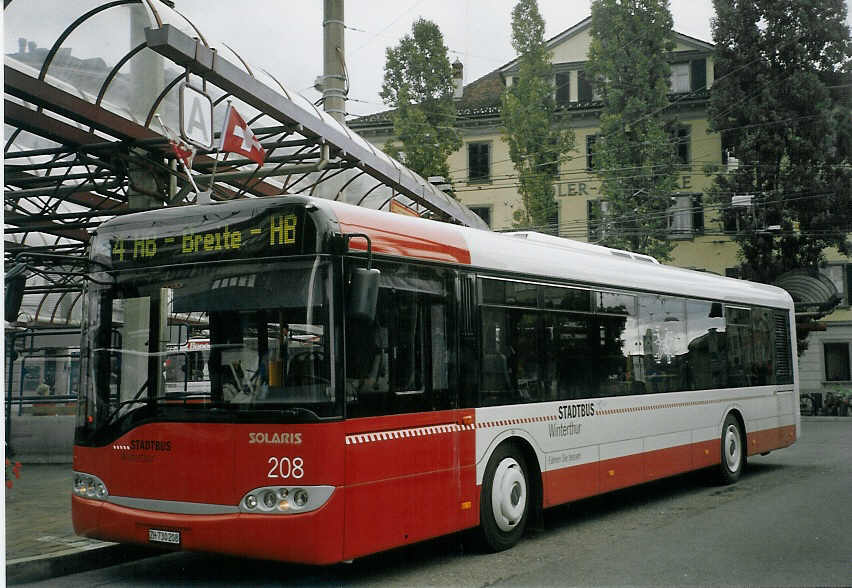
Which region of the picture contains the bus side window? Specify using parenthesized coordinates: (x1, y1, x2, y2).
(480, 308, 513, 405)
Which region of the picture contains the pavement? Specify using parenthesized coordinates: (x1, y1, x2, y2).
(3, 416, 849, 584)
(4, 463, 158, 584)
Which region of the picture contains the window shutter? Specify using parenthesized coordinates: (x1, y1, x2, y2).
(555, 73, 571, 106)
(578, 70, 593, 102)
(692, 195, 704, 233)
(691, 59, 707, 92)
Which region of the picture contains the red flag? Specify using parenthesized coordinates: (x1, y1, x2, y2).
(169, 139, 195, 168)
(219, 104, 265, 165)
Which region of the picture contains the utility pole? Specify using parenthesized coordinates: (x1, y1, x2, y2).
(323, 0, 346, 124)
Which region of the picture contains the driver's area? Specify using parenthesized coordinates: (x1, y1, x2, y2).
(208, 308, 330, 405)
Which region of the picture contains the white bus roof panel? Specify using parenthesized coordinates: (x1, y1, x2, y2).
(462, 227, 792, 309)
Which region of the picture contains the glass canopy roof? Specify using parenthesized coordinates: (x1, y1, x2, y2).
(4, 0, 486, 326)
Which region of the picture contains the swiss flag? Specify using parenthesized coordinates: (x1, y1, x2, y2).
(219, 104, 265, 165)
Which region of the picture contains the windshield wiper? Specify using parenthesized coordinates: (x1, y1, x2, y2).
(104, 379, 149, 425)
(276, 407, 321, 421)
(161, 391, 212, 401)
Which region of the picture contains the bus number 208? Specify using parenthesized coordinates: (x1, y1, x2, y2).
(267, 457, 304, 479)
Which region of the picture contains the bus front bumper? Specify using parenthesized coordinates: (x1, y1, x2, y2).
(71, 489, 345, 565)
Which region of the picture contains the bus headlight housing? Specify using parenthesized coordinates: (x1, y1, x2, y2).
(72, 472, 109, 501)
(239, 485, 334, 515)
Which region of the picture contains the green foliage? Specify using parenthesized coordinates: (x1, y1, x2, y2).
(586, 0, 679, 261)
(709, 0, 852, 284)
(501, 0, 575, 232)
(380, 18, 461, 182)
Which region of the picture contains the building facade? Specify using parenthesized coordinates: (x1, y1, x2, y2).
(349, 17, 852, 407)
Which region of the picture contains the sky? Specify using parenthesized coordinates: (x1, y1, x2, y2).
(173, 0, 851, 119)
(3, 0, 850, 119)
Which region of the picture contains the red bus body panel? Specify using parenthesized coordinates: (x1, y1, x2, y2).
(342, 409, 477, 560)
(334, 205, 472, 265)
(72, 411, 478, 564)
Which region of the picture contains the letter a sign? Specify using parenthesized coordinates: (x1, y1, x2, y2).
(179, 83, 213, 150)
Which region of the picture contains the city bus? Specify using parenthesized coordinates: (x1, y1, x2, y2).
(72, 195, 798, 563)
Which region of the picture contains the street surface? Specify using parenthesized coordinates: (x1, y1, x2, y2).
(19, 419, 852, 586)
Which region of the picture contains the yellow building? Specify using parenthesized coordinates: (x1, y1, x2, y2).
(350, 17, 852, 405)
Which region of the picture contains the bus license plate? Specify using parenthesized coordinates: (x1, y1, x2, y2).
(148, 529, 180, 545)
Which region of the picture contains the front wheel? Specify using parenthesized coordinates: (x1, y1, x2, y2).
(479, 444, 529, 551)
(718, 414, 745, 484)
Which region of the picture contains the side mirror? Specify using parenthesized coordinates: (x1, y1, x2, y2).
(5, 263, 28, 323)
(349, 267, 380, 323)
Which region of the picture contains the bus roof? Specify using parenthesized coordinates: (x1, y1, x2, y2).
(95, 195, 793, 310)
(321, 197, 793, 310)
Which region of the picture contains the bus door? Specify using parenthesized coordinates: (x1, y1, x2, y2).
(342, 264, 474, 559)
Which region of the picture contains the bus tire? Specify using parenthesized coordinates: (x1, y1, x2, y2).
(718, 413, 745, 484)
(479, 443, 529, 552)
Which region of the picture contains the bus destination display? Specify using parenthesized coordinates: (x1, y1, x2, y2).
(109, 208, 312, 267)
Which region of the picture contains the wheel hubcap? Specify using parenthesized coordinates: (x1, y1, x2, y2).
(724, 424, 741, 472)
(491, 457, 527, 532)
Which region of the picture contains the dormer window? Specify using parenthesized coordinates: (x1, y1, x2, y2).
(669, 58, 707, 93)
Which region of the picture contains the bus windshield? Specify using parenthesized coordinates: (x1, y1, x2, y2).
(81, 257, 336, 434)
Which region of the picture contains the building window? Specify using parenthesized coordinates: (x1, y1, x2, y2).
(578, 70, 594, 102)
(670, 63, 690, 93)
(669, 58, 706, 93)
(691, 58, 707, 91)
(824, 342, 851, 382)
(668, 194, 704, 238)
(469, 205, 492, 228)
(670, 125, 691, 165)
(468, 142, 490, 183)
(586, 134, 598, 170)
(555, 72, 571, 107)
(723, 196, 754, 234)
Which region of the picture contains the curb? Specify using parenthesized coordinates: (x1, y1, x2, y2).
(6, 544, 162, 585)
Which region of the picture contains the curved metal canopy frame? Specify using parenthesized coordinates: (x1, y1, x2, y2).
(4, 0, 486, 327)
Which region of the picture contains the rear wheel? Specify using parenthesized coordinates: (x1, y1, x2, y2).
(479, 444, 529, 551)
(718, 414, 745, 484)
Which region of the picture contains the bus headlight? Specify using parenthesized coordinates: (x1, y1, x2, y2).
(239, 485, 334, 515)
(72, 472, 109, 501)
(292, 488, 308, 507)
(262, 490, 277, 508)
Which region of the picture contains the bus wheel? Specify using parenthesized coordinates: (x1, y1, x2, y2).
(480, 444, 529, 551)
(718, 414, 745, 484)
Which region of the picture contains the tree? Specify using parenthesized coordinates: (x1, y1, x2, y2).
(708, 0, 852, 284)
(501, 0, 575, 231)
(380, 18, 461, 182)
(586, 0, 679, 261)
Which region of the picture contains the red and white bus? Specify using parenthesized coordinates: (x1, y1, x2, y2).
(72, 195, 798, 563)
